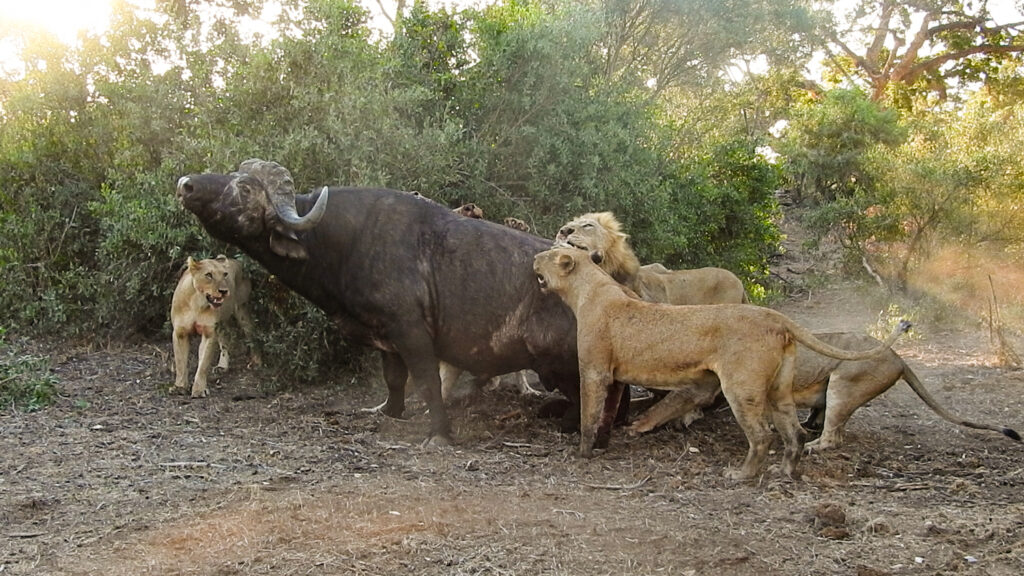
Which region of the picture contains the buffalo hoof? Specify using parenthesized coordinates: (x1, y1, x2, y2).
(559, 412, 581, 434)
(538, 397, 571, 419)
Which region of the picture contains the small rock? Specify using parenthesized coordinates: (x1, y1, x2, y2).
(819, 526, 851, 540)
(813, 502, 847, 528)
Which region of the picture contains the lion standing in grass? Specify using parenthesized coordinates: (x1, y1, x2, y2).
(171, 255, 254, 398)
(533, 247, 910, 480)
(554, 212, 747, 305)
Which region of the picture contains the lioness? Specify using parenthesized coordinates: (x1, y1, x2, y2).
(626, 331, 1021, 450)
(533, 247, 910, 480)
(171, 255, 254, 398)
(554, 212, 747, 304)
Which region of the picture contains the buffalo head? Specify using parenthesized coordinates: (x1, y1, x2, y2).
(176, 159, 329, 259)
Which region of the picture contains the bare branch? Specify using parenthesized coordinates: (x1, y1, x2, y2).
(865, 0, 896, 65)
(827, 30, 879, 78)
(900, 44, 1024, 84)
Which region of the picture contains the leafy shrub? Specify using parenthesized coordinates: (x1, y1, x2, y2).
(0, 329, 59, 411)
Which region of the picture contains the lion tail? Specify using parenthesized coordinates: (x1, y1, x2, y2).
(784, 316, 912, 361)
(900, 365, 1021, 442)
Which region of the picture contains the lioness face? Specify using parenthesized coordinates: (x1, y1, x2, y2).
(189, 257, 233, 308)
(533, 248, 579, 295)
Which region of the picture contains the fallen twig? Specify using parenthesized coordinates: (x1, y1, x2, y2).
(7, 531, 46, 539)
(582, 476, 651, 491)
(502, 442, 533, 448)
(158, 461, 226, 469)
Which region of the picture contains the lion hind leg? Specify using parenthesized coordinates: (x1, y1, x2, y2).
(720, 376, 773, 481)
(627, 376, 720, 435)
(768, 349, 805, 478)
(806, 374, 863, 452)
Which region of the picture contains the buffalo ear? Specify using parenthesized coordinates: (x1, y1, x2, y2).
(270, 228, 309, 259)
(556, 252, 576, 274)
(589, 250, 604, 265)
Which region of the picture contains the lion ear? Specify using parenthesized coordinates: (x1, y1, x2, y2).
(215, 254, 228, 262)
(589, 250, 604, 265)
(556, 252, 576, 274)
(187, 257, 199, 272)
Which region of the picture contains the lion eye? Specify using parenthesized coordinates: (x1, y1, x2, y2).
(582, 223, 593, 228)
(205, 272, 214, 279)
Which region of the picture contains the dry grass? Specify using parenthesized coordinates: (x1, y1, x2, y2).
(2, 285, 1024, 576)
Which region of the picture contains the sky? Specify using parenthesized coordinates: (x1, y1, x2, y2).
(0, 0, 1021, 64)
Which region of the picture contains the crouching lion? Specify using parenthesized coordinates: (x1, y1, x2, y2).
(626, 331, 1021, 450)
(554, 212, 747, 304)
(171, 255, 254, 398)
(533, 247, 910, 480)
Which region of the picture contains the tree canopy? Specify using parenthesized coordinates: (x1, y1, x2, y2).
(2, 0, 1024, 379)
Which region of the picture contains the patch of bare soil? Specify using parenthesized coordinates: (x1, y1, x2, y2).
(2, 286, 1024, 576)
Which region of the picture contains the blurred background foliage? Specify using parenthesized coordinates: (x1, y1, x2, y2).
(3, 0, 1024, 386)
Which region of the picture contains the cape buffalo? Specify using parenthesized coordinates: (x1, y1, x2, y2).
(175, 159, 590, 443)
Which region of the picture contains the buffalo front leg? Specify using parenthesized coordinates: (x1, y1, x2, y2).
(393, 332, 450, 445)
(377, 352, 408, 418)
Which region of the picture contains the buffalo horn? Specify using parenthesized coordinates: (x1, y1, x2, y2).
(269, 185, 329, 231)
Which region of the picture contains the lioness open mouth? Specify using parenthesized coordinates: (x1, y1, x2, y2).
(206, 294, 225, 308)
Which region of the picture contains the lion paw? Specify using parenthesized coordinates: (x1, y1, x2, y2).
(624, 422, 653, 436)
(803, 438, 836, 454)
(190, 387, 209, 399)
(723, 468, 756, 482)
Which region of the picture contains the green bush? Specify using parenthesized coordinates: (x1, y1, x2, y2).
(0, 330, 59, 411)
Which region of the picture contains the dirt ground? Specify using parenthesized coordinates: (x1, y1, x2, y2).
(2, 283, 1023, 576)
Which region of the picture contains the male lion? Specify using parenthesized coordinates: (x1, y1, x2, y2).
(171, 255, 254, 398)
(626, 331, 1021, 450)
(533, 247, 910, 480)
(554, 212, 747, 304)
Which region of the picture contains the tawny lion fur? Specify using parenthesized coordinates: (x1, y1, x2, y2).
(533, 247, 909, 480)
(554, 212, 747, 304)
(627, 331, 1021, 449)
(171, 255, 254, 398)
